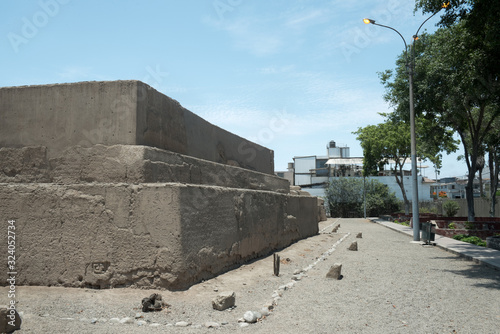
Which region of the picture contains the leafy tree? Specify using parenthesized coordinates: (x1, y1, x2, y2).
(325, 177, 363, 218)
(380, 22, 499, 221)
(364, 179, 401, 217)
(353, 113, 457, 215)
(415, 0, 500, 82)
(353, 117, 411, 214)
(325, 177, 399, 218)
(413, 0, 500, 221)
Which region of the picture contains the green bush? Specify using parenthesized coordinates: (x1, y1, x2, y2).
(443, 200, 460, 217)
(325, 178, 400, 218)
(465, 221, 476, 230)
(453, 234, 487, 247)
(448, 222, 456, 229)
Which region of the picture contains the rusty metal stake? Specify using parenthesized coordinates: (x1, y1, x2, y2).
(273, 253, 280, 276)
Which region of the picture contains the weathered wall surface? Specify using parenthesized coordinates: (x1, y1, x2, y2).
(0, 81, 273, 174)
(0, 145, 318, 290)
(0, 81, 138, 155)
(0, 145, 288, 193)
(0, 81, 320, 290)
(0, 182, 317, 290)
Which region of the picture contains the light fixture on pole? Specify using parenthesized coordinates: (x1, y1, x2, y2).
(363, 2, 449, 242)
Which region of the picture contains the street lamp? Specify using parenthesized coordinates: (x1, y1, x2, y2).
(363, 2, 449, 242)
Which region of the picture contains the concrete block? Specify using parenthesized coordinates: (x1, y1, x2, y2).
(326, 263, 342, 280)
(348, 241, 358, 251)
(212, 291, 236, 311)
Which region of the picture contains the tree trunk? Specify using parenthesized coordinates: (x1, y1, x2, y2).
(394, 166, 409, 215)
(465, 173, 476, 222)
(489, 148, 499, 217)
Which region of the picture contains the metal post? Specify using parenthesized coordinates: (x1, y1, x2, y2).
(363, 5, 448, 240)
(409, 52, 420, 241)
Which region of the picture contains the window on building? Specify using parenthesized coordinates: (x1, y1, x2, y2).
(316, 159, 328, 177)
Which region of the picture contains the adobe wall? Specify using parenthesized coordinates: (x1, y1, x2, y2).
(0, 81, 273, 174)
(0, 146, 318, 290)
(0, 81, 322, 290)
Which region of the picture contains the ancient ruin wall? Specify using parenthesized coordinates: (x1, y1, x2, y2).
(0, 81, 273, 174)
(0, 81, 320, 290)
(0, 146, 318, 290)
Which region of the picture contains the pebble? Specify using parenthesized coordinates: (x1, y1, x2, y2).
(109, 318, 121, 323)
(243, 310, 260, 323)
(119, 317, 134, 324)
(260, 307, 270, 317)
(136, 320, 147, 326)
(240, 323, 250, 328)
(175, 321, 191, 327)
(205, 321, 220, 328)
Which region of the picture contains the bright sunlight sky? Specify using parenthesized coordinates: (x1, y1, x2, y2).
(0, 0, 467, 179)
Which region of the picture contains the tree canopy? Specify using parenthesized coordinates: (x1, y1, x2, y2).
(379, 1, 500, 220)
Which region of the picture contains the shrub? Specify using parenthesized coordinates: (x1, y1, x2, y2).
(448, 222, 456, 229)
(453, 234, 486, 247)
(465, 221, 476, 230)
(325, 178, 399, 218)
(443, 200, 459, 217)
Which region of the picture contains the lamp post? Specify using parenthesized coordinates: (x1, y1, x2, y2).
(363, 3, 449, 242)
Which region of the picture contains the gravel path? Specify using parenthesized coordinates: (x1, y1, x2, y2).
(2, 218, 500, 333)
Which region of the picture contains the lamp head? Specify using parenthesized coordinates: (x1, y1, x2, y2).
(363, 18, 375, 24)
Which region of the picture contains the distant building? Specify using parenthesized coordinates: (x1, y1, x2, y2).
(430, 177, 482, 199)
(281, 140, 433, 201)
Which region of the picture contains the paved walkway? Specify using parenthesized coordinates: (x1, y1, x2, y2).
(371, 218, 500, 271)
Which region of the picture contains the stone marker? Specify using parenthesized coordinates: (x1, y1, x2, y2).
(326, 263, 342, 279)
(0, 307, 21, 333)
(212, 291, 236, 311)
(141, 293, 165, 312)
(348, 241, 358, 251)
(356, 232, 362, 238)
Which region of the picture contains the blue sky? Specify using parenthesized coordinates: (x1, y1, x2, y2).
(1, 0, 466, 178)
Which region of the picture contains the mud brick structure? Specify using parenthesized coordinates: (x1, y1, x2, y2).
(0, 81, 322, 290)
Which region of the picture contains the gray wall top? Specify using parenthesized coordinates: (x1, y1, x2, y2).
(0, 80, 274, 174)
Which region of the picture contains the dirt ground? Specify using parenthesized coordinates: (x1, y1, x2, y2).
(2, 218, 500, 334)
(2, 219, 345, 333)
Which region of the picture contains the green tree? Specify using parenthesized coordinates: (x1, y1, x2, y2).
(353, 117, 411, 214)
(412, 0, 500, 221)
(364, 179, 400, 217)
(353, 113, 457, 215)
(325, 177, 363, 218)
(380, 23, 499, 221)
(325, 177, 399, 218)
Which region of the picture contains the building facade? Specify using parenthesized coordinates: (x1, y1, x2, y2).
(287, 141, 433, 201)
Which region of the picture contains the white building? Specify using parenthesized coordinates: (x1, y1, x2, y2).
(290, 140, 433, 201)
